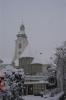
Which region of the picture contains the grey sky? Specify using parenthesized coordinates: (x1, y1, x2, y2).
(0, 0, 66, 63)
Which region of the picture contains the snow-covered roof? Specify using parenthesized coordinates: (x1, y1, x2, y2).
(31, 52, 45, 64)
(20, 43, 35, 58)
(24, 80, 49, 85)
(25, 75, 48, 81)
(31, 57, 43, 64)
(20, 43, 45, 64)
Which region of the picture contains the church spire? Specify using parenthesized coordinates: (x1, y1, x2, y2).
(17, 23, 26, 38)
(13, 23, 28, 67)
(20, 24, 25, 32)
(19, 24, 25, 34)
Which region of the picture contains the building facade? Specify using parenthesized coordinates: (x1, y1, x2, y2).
(24, 75, 49, 95)
(13, 23, 57, 95)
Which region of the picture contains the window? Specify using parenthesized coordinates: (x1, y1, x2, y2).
(19, 43, 21, 49)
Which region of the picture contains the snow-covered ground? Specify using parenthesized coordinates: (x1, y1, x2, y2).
(23, 92, 64, 100)
(23, 95, 57, 100)
(23, 96, 59, 100)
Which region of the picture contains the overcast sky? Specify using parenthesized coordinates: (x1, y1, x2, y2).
(0, 0, 66, 64)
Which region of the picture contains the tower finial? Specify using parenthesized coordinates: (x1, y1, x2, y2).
(20, 24, 25, 32)
(19, 17, 25, 33)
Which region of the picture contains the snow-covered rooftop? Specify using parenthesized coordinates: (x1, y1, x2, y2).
(31, 52, 45, 64)
(20, 43, 45, 64)
(31, 56, 43, 64)
(24, 80, 49, 85)
(25, 75, 48, 81)
(20, 43, 35, 58)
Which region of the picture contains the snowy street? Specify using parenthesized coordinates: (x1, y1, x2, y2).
(23, 95, 58, 100)
(23, 92, 63, 100)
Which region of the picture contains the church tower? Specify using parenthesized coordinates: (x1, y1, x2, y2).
(13, 24, 28, 66)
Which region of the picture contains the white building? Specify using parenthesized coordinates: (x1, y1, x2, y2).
(12, 23, 57, 95)
(13, 24, 28, 66)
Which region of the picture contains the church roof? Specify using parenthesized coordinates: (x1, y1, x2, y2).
(20, 43, 35, 58)
(20, 43, 45, 64)
(31, 53, 44, 64)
